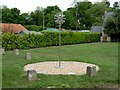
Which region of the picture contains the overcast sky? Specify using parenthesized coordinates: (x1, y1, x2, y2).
(0, 0, 119, 13)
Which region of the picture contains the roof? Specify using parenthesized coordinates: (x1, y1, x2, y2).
(92, 26, 102, 33)
(42, 28, 61, 32)
(19, 31, 42, 35)
(119, 1, 120, 9)
(104, 11, 113, 22)
(102, 11, 113, 26)
(0, 23, 28, 33)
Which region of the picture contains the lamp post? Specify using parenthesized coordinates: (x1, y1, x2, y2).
(54, 12, 65, 68)
(43, 8, 45, 30)
(71, 0, 80, 32)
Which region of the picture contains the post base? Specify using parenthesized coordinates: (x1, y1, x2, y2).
(55, 66, 64, 69)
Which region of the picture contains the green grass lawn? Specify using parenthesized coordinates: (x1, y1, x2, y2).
(2, 42, 119, 88)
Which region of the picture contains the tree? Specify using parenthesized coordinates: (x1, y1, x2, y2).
(20, 13, 32, 25)
(0, 7, 2, 23)
(63, 2, 107, 30)
(44, 5, 61, 28)
(104, 9, 120, 37)
(113, 1, 119, 9)
(1, 3, 111, 30)
(1, 6, 22, 24)
(30, 7, 44, 26)
(10, 8, 21, 23)
(102, 0, 110, 8)
(88, 2, 106, 26)
(77, 2, 93, 29)
(63, 9, 76, 30)
(1, 5, 12, 23)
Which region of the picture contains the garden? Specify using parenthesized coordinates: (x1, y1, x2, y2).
(2, 41, 118, 88)
(1, 1, 120, 89)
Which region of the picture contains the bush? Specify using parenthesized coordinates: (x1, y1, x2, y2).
(2, 32, 100, 50)
(104, 9, 120, 37)
(24, 25, 45, 32)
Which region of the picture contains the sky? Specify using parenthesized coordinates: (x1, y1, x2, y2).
(0, 0, 119, 13)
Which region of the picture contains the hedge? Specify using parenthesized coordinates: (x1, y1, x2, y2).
(24, 25, 46, 32)
(2, 32, 100, 50)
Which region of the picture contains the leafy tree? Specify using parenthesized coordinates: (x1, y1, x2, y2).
(63, 9, 76, 30)
(0, 7, 2, 23)
(20, 13, 32, 25)
(77, 2, 93, 29)
(63, 2, 107, 30)
(88, 2, 106, 26)
(1, 5, 12, 23)
(102, 0, 110, 8)
(1, 3, 111, 31)
(104, 9, 120, 37)
(113, 1, 119, 9)
(63, 2, 93, 30)
(1, 6, 22, 24)
(44, 5, 61, 28)
(10, 8, 21, 23)
(30, 7, 44, 26)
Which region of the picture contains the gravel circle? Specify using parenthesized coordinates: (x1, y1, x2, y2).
(24, 61, 99, 75)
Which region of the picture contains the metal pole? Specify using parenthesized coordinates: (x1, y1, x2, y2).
(54, 12, 65, 68)
(59, 22, 61, 68)
(43, 10, 44, 30)
(76, 6, 77, 32)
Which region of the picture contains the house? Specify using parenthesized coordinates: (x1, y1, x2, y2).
(91, 11, 114, 37)
(103, 11, 113, 26)
(118, 1, 120, 9)
(0, 23, 28, 34)
(103, 11, 120, 42)
(102, 11, 113, 36)
(91, 26, 103, 36)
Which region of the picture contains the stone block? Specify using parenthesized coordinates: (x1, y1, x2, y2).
(107, 37, 111, 42)
(0, 48, 5, 55)
(101, 37, 103, 42)
(25, 52, 31, 60)
(27, 70, 37, 81)
(14, 49, 19, 55)
(86, 65, 96, 76)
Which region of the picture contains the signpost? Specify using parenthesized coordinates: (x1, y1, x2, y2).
(54, 12, 65, 68)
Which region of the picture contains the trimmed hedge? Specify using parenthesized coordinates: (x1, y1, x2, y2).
(2, 32, 100, 50)
(24, 25, 46, 32)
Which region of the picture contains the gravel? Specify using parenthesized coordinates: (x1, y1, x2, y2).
(24, 61, 99, 75)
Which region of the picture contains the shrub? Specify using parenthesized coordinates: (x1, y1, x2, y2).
(2, 32, 100, 50)
(24, 25, 45, 32)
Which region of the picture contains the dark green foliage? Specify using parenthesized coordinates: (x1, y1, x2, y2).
(2, 33, 20, 50)
(2, 32, 100, 50)
(113, 1, 119, 9)
(44, 5, 61, 28)
(30, 7, 44, 26)
(104, 9, 120, 37)
(24, 25, 45, 32)
(1, 6, 22, 24)
(1, 3, 109, 30)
